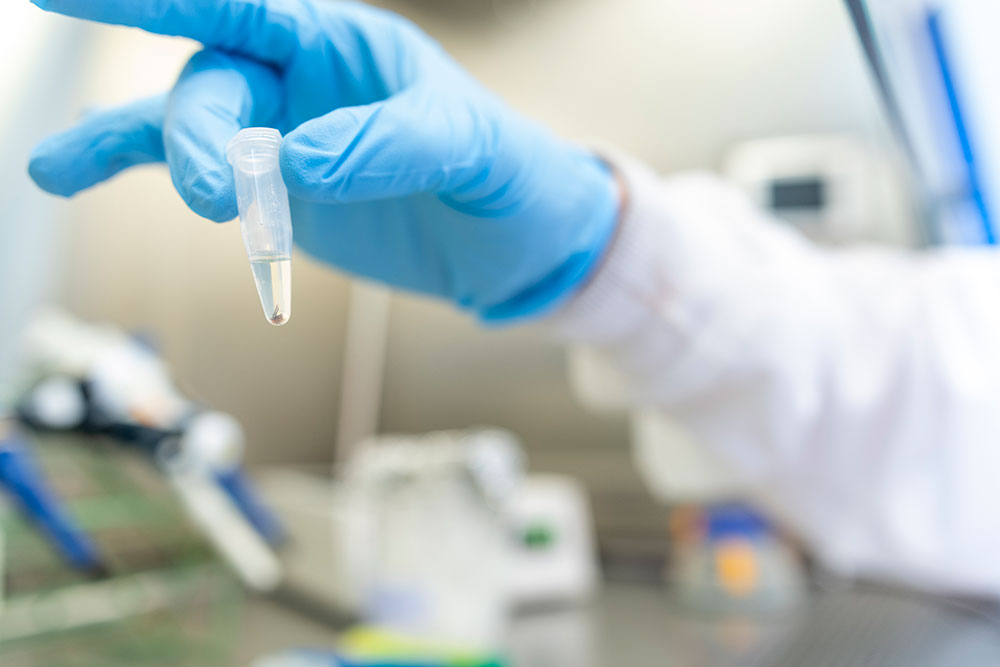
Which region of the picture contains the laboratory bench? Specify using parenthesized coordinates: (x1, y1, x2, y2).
(4, 437, 1000, 666)
(4, 578, 1000, 666)
(229, 581, 1000, 667)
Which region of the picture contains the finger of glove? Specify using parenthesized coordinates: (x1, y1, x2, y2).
(33, 0, 438, 103)
(280, 87, 490, 204)
(164, 50, 283, 221)
(28, 95, 166, 197)
(31, 0, 304, 65)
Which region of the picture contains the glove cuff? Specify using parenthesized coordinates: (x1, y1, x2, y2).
(476, 154, 621, 324)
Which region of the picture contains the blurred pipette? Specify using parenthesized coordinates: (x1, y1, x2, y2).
(183, 411, 287, 547)
(0, 420, 107, 577)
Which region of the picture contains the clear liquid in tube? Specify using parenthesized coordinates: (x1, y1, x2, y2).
(249, 256, 292, 326)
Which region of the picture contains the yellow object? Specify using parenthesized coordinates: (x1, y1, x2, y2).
(714, 538, 759, 598)
(337, 626, 503, 666)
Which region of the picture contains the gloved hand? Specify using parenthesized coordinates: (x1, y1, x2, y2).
(28, 0, 620, 322)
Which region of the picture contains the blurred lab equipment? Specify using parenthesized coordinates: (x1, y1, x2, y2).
(252, 427, 600, 667)
(185, 410, 287, 546)
(668, 504, 806, 618)
(344, 430, 521, 651)
(227, 127, 295, 326)
(13, 310, 285, 591)
(252, 431, 524, 647)
(850, 0, 1000, 245)
(335, 625, 504, 666)
(0, 432, 240, 658)
(0, 310, 303, 663)
(156, 430, 284, 592)
(506, 475, 598, 608)
(724, 135, 910, 244)
(253, 468, 369, 615)
(252, 628, 508, 667)
(0, 419, 106, 577)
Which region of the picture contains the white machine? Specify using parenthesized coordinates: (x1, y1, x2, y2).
(724, 134, 913, 246)
(257, 430, 598, 642)
(506, 475, 599, 607)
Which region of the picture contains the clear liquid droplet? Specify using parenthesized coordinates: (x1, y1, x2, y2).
(249, 256, 291, 327)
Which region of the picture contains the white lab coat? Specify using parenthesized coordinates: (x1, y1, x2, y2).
(551, 155, 1000, 596)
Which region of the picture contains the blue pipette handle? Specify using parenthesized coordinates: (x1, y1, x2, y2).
(215, 467, 287, 547)
(0, 434, 107, 577)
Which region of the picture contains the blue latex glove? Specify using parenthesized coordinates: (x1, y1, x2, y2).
(28, 0, 620, 322)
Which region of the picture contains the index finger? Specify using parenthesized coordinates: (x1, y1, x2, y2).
(31, 0, 303, 65)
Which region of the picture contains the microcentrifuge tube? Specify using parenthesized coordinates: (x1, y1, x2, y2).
(226, 128, 293, 326)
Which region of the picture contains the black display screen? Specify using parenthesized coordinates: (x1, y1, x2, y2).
(770, 177, 827, 211)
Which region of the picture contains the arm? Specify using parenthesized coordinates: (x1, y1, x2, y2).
(551, 155, 1000, 595)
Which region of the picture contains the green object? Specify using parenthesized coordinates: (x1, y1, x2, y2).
(521, 523, 556, 550)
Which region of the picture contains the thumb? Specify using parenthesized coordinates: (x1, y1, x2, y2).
(280, 87, 495, 204)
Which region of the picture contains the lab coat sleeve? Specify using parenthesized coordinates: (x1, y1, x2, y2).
(548, 154, 1000, 596)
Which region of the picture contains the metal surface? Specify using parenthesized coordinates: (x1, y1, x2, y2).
(6, 580, 1000, 665)
(227, 583, 1000, 666)
(761, 588, 1000, 667)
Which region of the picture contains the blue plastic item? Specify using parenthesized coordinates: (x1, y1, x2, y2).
(0, 432, 107, 576)
(705, 503, 771, 541)
(215, 468, 287, 547)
